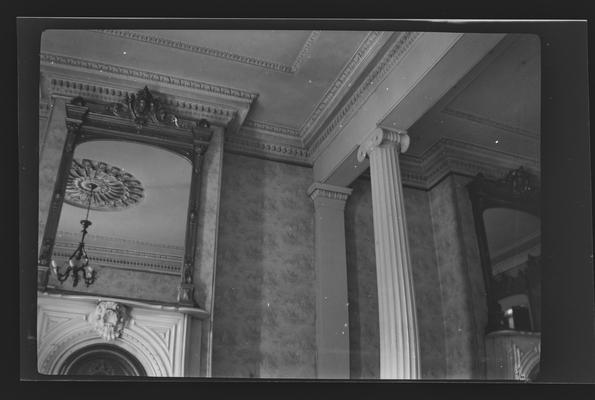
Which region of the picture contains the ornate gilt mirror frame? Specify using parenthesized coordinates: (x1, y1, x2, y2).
(467, 167, 541, 333)
(37, 86, 213, 308)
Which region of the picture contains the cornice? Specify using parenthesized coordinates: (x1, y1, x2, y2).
(307, 32, 422, 160)
(224, 135, 310, 165)
(398, 137, 540, 189)
(300, 31, 385, 141)
(441, 107, 539, 139)
(95, 29, 321, 75)
(41, 73, 238, 127)
(40, 52, 259, 102)
(243, 119, 301, 138)
(307, 182, 353, 202)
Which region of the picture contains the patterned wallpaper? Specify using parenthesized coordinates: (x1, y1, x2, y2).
(211, 152, 316, 378)
(428, 174, 484, 378)
(345, 177, 447, 379)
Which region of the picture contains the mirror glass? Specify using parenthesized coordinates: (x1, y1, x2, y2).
(50, 140, 191, 302)
(483, 207, 541, 331)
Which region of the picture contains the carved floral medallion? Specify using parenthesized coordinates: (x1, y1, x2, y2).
(65, 158, 144, 211)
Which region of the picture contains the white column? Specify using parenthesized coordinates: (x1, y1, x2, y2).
(307, 182, 353, 379)
(357, 127, 420, 379)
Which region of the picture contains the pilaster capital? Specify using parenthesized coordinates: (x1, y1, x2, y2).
(357, 127, 410, 162)
(307, 182, 353, 202)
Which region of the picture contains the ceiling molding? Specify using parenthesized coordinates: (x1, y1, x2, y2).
(398, 137, 540, 189)
(299, 31, 385, 141)
(307, 32, 422, 160)
(40, 52, 259, 102)
(441, 107, 539, 139)
(243, 119, 301, 138)
(224, 135, 310, 166)
(95, 29, 321, 74)
(290, 31, 321, 73)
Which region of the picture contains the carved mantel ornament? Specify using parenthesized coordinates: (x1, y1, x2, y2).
(92, 301, 129, 341)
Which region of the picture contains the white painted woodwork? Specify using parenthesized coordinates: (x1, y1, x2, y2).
(37, 292, 208, 377)
(318, 33, 505, 186)
(357, 127, 420, 379)
(307, 182, 353, 378)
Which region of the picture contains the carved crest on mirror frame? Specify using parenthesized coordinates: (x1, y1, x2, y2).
(91, 301, 130, 341)
(104, 86, 181, 128)
(501, 166, 536, 196)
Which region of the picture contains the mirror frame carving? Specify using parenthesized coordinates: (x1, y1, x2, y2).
(38, 87, 213, 308)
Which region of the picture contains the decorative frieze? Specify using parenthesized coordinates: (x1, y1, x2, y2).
(41, 52, 259, 101)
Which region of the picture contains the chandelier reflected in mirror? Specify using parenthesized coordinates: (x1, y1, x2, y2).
(51, 182, 98, 287)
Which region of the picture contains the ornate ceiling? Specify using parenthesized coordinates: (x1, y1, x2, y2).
(39, 29, 540, 168)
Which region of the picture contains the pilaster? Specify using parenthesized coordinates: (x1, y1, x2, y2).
(307, 182, 353, 378)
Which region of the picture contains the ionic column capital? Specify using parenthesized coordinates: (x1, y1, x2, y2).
(357, 127, 410, 162)
(307, 182, 353, 203)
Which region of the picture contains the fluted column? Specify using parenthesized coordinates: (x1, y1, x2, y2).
(357, 127, 420, 379)
(307, 182, 353, 378)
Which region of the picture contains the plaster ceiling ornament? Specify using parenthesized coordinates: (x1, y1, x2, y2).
(92, 301, 129, 341)
(65, 158, 145, 211)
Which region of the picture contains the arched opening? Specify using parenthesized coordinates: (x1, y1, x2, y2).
(59, 343, 147, 376)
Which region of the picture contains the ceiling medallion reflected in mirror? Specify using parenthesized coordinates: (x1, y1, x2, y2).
(65, 158, 145, 211)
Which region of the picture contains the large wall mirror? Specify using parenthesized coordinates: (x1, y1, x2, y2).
(467, 167, 541, 333)
(38, 87, 213, 308)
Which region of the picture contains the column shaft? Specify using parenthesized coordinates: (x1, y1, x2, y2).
(358, 128, 420, 379)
